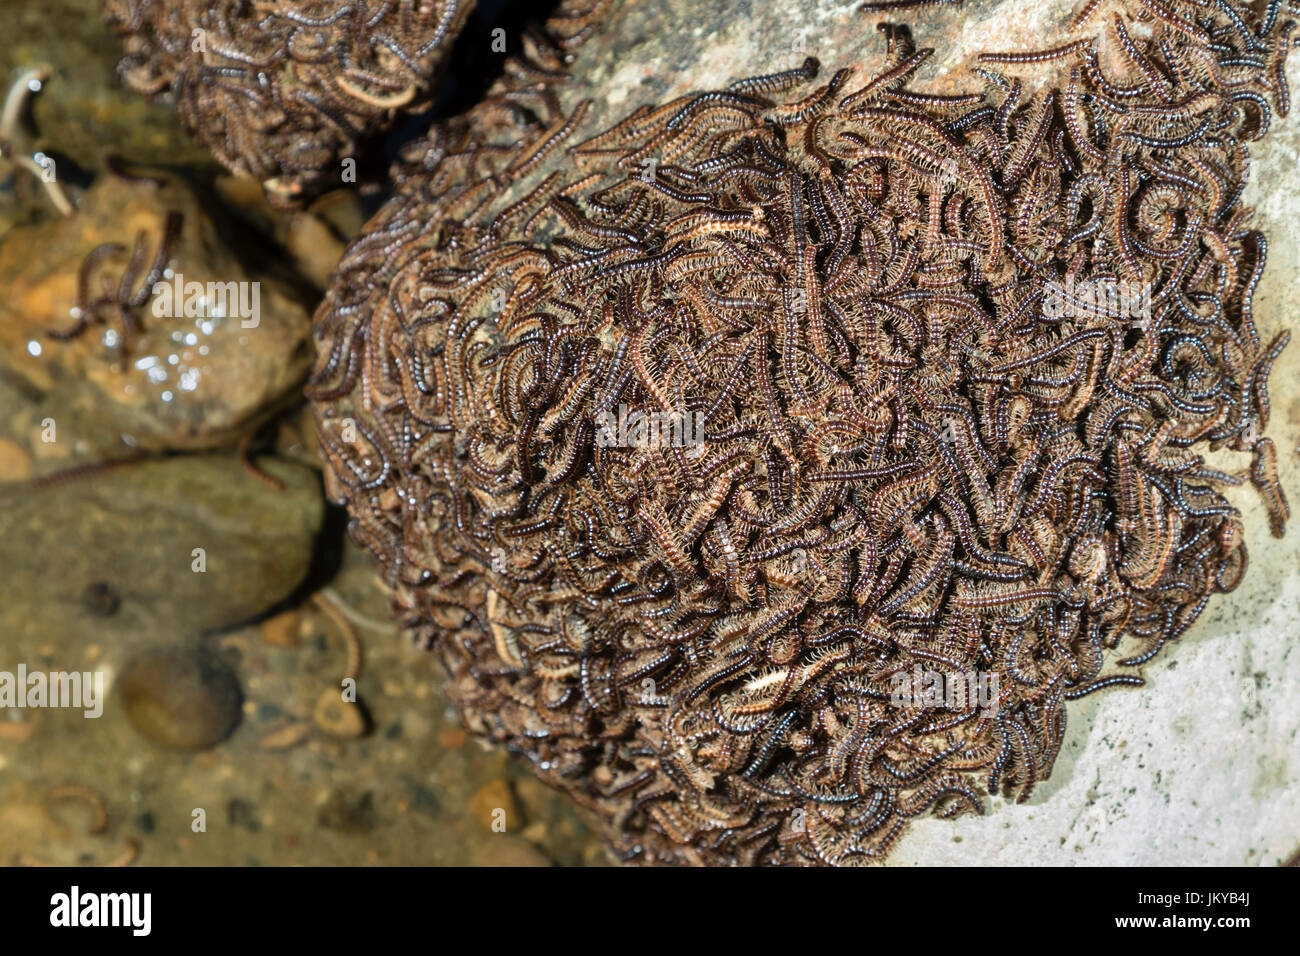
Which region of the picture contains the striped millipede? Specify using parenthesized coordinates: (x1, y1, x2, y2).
(302, 0, 1296, 867)
(105, 0, 475, 203)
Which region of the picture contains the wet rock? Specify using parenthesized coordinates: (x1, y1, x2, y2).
(401, 777, 442, 819)
(0, 720, 36, 743)
(119, 645, 243, 751)
(258, 721, 311, 751)
(0, 454, 324, 641)
(0, 438, 32, 481)
(437, 727, 469, 749)
(312, 689, 368, 739)
(0, 169, 315, 450)
(469, 779, 520, 832)
(0, 1, 205, 198)
(79, 580, 121, 618)
(285, 212, 347, 292)
(259, 609, 301, 648)
(273, 406, 323, 471)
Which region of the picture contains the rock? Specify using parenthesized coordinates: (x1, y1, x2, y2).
(274, 406, 323, 470)
(469, 779, 520, 832)
(311, 0, 1300, 867)
(480, 0, 1049, 223)
(0, 454, 324, 641)
(0, 721, 36, 743)
(311, 689, 368, 739)
(0, 439, 32, 481)
(0, 169, 315, 451)
(285, 212, 346, 292)
(258, 721, 312, 751)
(437, 727, 469, 749)
(0, 2, 205, 195)
(260, 609, 301, 648)
(119, 645, 243, 751)
(78, 580, 122, 618)
(225, 797, 261, 831)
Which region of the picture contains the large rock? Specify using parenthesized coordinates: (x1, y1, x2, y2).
(0, 454, 324, 642)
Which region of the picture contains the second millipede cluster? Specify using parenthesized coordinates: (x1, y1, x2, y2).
(309, 0, 1296, 864)
(102, 0, 473, 204)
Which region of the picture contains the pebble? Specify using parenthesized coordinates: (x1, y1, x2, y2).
(469, 779, 520, 831)
(119, 646, 243, 751)
(260, 609, 301, 648)
(437, 727, 468, 749)
(0, 721, 35, 743)
(315, 788, 376, 833)
(0, 438, 32, 481)
(286, 211, 346, 290)
(258, 721, 312, 751)
(312, 688, 367, 738)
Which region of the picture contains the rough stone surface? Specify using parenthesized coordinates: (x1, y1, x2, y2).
(0, 454, 324, 641)
(0, 172, 315, 450)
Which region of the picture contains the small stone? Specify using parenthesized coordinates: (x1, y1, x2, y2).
(256, 702, 283, 721)
(438, 727, 468, 749)
(522, 821, 548, 844)
(316, 788, 376, 833)
(286, 211, 346, 291)
(0, 439, 32, 481)
(0, 721, 35, 743)
(260, 609, 301, 647)
(119, 645, 243, 751)
(469, 779, 520, 831)
(404, 780, 441, 818)
(258, 721, 312, 751)
(226, 798, 261, 831)
(80, 581, 120, 618)
(312, 688, 367, 738)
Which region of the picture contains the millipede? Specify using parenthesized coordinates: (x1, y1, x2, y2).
(304, 0, 1299, 866)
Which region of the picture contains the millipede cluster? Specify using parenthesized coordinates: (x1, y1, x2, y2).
(102, 0, 472, 204)
(308, 0, 1294, 864)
